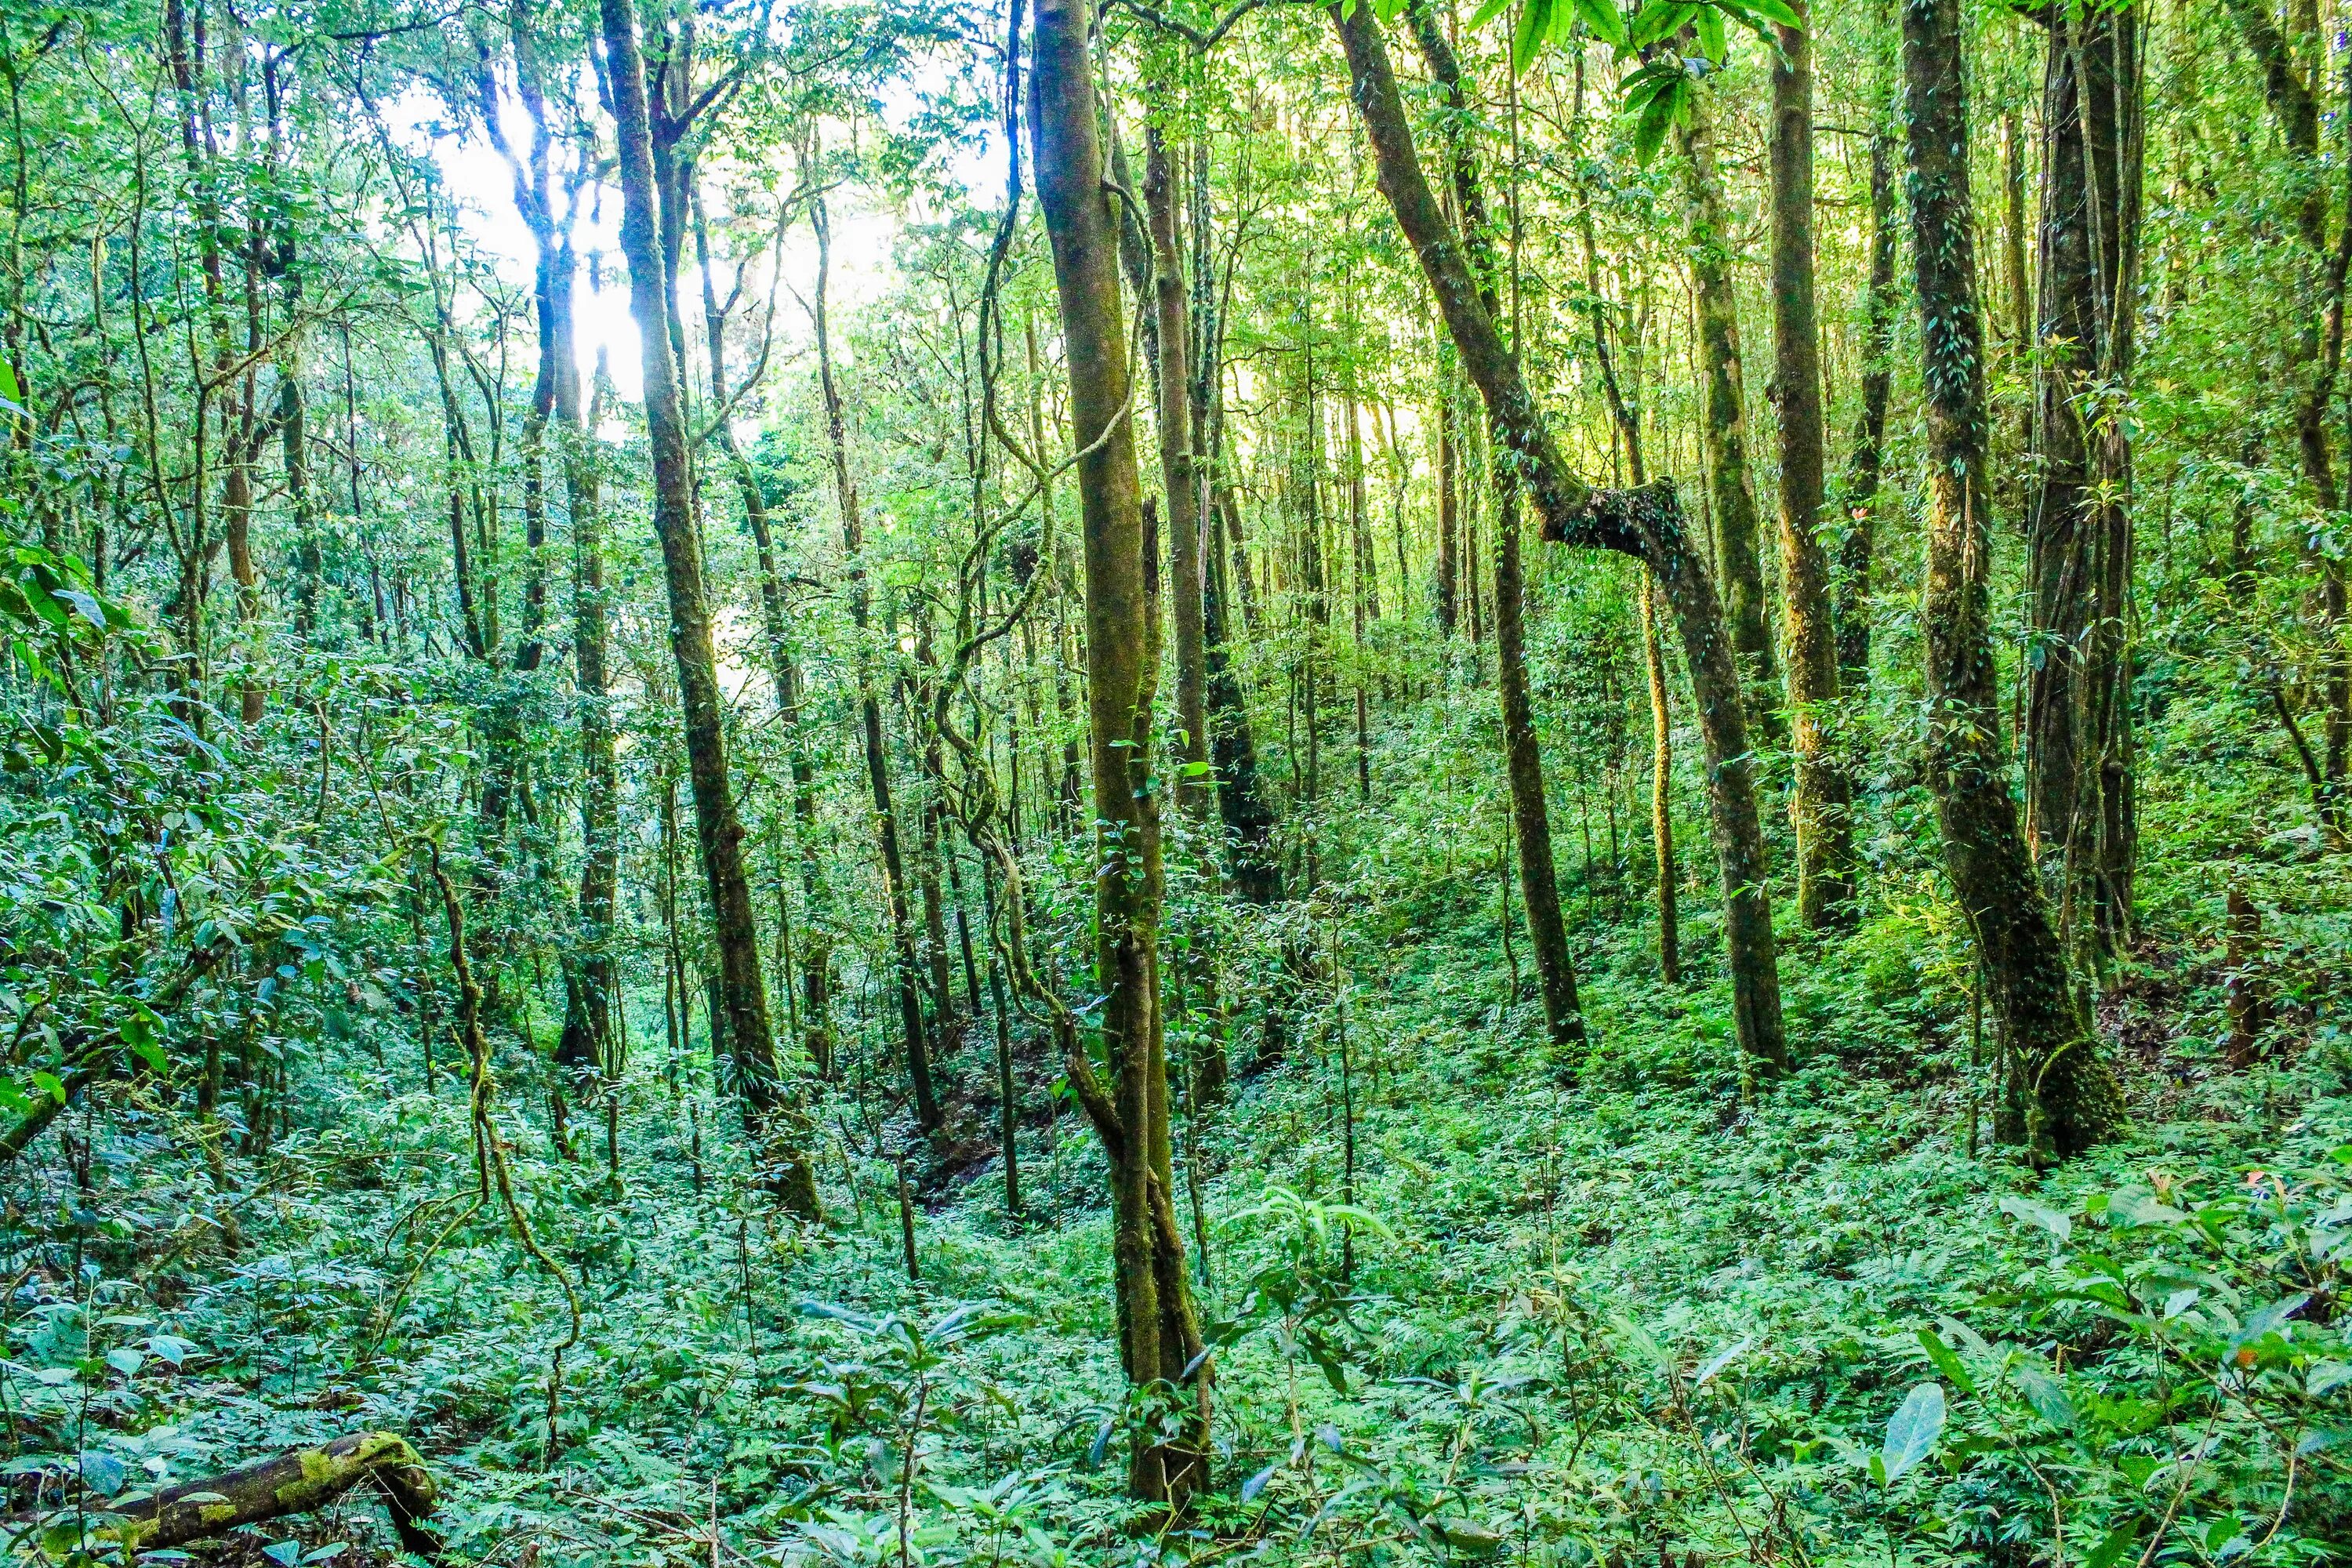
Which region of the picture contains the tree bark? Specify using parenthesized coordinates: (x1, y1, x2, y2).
(1494, 478, 1586, 1052)
(599, 0, 815, 1210)
(1902, 0, 2123, 1160)
(1032, 0, 1207, 1504)
(2025, 3, 2142, 960)
(2223, 0, 2350, 836)
(1836, 118, 1898, 689)
(1144, 117, 1211, 820)
(1679, 85, 1782, 741)
(1331, 0, 1783, 1069)
(1768, 3, 1853, 928)
(97, 1432, 439, 1559)
(1640, 575, 1680, 983)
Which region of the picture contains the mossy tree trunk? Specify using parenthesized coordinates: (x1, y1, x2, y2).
(1901, 0, 2124, 1160)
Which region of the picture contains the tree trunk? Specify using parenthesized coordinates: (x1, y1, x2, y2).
(1145, 118, 1212, 821)
(100, 1432, 439, 1559)
(1901, 0, 2123, 1160)
(1837, 119, 1898, 689)
(1640, 575, 1680, 984)
(1207, 488, 1280, 900)
(1032, 0, 1207, 1504)
(814, 198, 938, 1130)
(1494, 478, 1586, 1054)
(2025, 5, 2141, 956)
(598, 0, 815, 1211)
(1680, 85, 1782, 741)
(2223, 0, 2350, 837)
(1332, 0, 1783, 1069)
(1768, 3, 1853, 928)
(1436, 371, 1461, 637)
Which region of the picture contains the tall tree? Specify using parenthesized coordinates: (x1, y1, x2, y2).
(1901, 0, 2124, 1160)
(597, 0, 817, 1212)
(2024, 3, 2143, 954)
(1333, 0, 1784, 1071)
(1766, 3, 1853, 927)
(1679, 80, 1781, 740)
(1033, 0, 1207, 1503)
(813, 195, 940, 1131)
(1400, 0, 1584, 1055)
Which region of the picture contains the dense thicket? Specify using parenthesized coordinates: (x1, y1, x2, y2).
(2, 0, 2350, 1565)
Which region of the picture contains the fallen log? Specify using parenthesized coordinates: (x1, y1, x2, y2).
(104, 1431, 440, 1557)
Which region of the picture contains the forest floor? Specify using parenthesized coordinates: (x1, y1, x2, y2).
(26, 677, 2352, 1568)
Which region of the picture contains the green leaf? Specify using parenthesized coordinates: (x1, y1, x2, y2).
(1576, 0, 1626, 46)
(1693, 5, 1726, 64)
(1917, 1328, 1976, 1395)
(1999, 1193, 2072, 1243)
(31, 1070, 65, 1104)
(1424, 1519, 1506, 1557)
(2308, 1359, 2352, 1397)
(1468, 0, 1514, 26)
(262, 1542, 301, 1566)
(1633, 80, 1682, 164)
(1880, 1382, 1944, 1483)
(1512, 0, 1555, 74)
(1628, 0, 1695, 48)
(1730, 0, 1800, 27)
(2013, 1361, 2075, 1430)
(2083, 1523, 2138, 1568)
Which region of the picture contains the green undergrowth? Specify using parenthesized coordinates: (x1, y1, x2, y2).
(16, 794, 2352, 1568)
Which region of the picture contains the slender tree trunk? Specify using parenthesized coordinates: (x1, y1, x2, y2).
(1332, 0, 1783, 1070)
(1902, 0, 2122, 1160)
(1640, 575, 1680, 983)
(2224, 0, 2350, 837)
(1837, 118, 1898, 688)
(1144, 118, 1211, 820)
(1494, 480, 1585, 1053)
(2025, 5, 2141, 957)
(1435, 370, 1461, 637)
(598, 0, 815, 1212)
(1768, 3, 1853, 927)
(815, 199, 938, 1130)
(1033, 0, 1207, 1504)
(1680, 85, 1782, 741)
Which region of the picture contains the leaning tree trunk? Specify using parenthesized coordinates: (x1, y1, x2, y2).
(1403, 0, 1584, 1054)
(598, 0, 817, 1214)
(1032, 0, 1207, 1505)
(1902, 0, 2123, 1160)
(1679, 83, 1783, 742)
(2024, 5, 2142, 957)
(1767, 2, 1854, 928)
(1333, 0, 1784, 1071)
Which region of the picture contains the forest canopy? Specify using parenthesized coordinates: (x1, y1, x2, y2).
(2, 0, 2350, 1564)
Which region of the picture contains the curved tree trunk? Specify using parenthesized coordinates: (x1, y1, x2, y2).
(1333, 0, 1783, 1071)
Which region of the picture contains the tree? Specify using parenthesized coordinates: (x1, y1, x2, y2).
(597, 0, 817, 1212)
(1901, 0, 2123, 1160)
(1030, 0, 1207, 1503)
